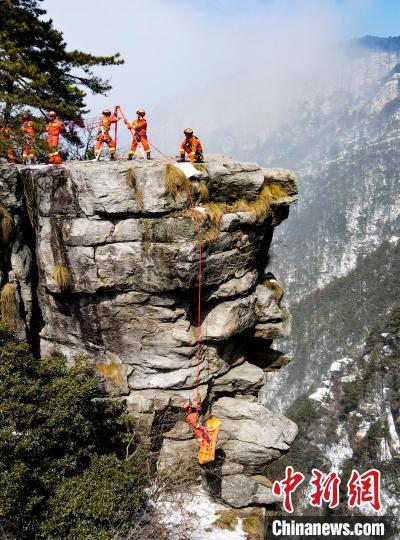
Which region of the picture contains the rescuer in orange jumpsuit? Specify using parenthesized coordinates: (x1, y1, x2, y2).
(179, 128, 204, 163)
(183, 401, 211, 447)
(95, 108, 118, 160)
(47, 111, 65, 164)
(21, 113, 36, 163)
(124, 109, 151, 160)
(0, 125, 15, 162)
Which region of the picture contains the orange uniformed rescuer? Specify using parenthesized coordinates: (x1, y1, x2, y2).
(95, 108, 118, 160)
(124, 109, 151, 160)
(47, 111, 65, 164)
(183, 400, 211, 447)
(21, 113, 36, 163)
(179, 128, 204, 163)
(0, 125, 15, 162)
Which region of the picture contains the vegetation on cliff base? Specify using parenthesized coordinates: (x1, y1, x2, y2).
(0, 324, 147, 539)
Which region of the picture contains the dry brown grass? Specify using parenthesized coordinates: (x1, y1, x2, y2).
(127, 167, 144, 208)
(262, 278, 284, 303)
(268, 182, 289, 199)
(225, 182, 287, 222)
(204, 202, 226, 227)
(248, 184, 273, 221)
(213, 511, 238, 531)
(202, 225, 221, 242)
(184, 207, 208, 221)
(194, 163, 208, 173)
(52, 264, 73, 290)
(1, 283, 16, 329)
(197, 181, 209, 201)
(0, 205, 13, 244)
(242, 514, 264, 538)
(173, 179, 288, 242)
(164, 164, 190, 198)
(201, 202, 227, 242)
(95, 362, 122, 386)
(229, 198, 252, 213)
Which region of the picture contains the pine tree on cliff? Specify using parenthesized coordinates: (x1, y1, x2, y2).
(0, 0, 123, 122)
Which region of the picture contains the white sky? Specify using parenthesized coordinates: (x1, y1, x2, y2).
(42, 0, 383, 153)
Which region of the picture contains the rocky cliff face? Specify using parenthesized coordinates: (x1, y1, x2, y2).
(0, 156, 298, 508)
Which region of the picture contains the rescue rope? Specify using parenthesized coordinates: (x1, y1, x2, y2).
(118, 106, 203, 401)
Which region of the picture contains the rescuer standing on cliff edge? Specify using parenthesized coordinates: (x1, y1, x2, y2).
(47, 111, 65, 164)
(125, 109, 151, 160)
(0, 125, 15, 162)
(95, 108, 119, 160)
(21, 113, 36, 164)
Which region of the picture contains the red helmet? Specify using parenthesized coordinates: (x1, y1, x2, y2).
(183, 402, 192, 412)
(102, 109, 111, 115)
(184, 128, 193, 136)
(52, 155, 63, 165)
(136, 109, 145, 116)
(22, 113, 31, 120)
(48, 111, 57, 118)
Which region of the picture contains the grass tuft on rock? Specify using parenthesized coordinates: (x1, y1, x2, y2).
(194, 163, 208, 174)
(229, 198, 252, 213)
(198, 181, 209, 201)
(202, 202, 227, 242)
(52, 264, 73, 290)
(213, 510, 238, 531)
(249, 184, 273, 221)
(0, 205, 13, 244)
(165, 164, 190, 198)
(242, 514, 264, 538)
(262, 278, 284, 303)
(0, 283, 17, 329)
(204, 202, 226, 227)
(184, 207, 208, 221)
(268, 182, 289, 199)
(127, 167, 144, 208)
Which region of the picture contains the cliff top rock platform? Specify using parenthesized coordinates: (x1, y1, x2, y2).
(0, 155, 298, 508)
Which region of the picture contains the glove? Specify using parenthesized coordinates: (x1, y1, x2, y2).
(178, 157, 185, 162)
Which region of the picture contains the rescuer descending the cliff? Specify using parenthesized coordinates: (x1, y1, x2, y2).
(21, 113, 36, 164)
(179, 128, 204, 163)
(124, 109, 151, 160)
(47, 111, 65, 164)
(95, 108, 119, 160)
(183, 400, 212, 447)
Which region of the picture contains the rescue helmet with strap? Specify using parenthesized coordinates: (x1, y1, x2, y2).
(184, 128, 193, 136)
(102, 109, 111, 116)
(22, 113, 31, 121)
(48, 111, 57, 118)
(136, 109, 146, 117)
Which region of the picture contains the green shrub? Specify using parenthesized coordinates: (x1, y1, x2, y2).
(0, 324, 147, 539)
(43, 454, 146, 540)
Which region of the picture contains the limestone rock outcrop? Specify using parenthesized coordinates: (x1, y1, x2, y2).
(0, 155, 298, 508)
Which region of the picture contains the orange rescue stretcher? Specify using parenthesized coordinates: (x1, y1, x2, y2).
(198, 417, 221, 465)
